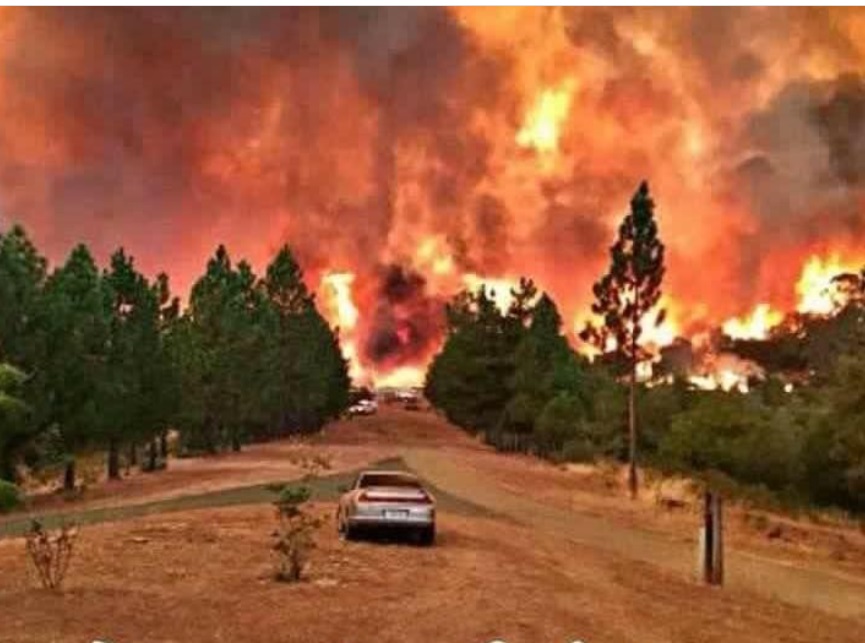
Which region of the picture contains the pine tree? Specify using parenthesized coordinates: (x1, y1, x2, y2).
(580, 181, 666, 498)
(426, 286, 523, 436)
(36, 245, 109, 490)
(0, 362, 29, 481)
(101, 249, 162, 478)
(260, 246, 348, 433)
(0, 225, 47, 366)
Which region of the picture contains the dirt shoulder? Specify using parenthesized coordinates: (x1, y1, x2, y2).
(404, 445, 865, 619)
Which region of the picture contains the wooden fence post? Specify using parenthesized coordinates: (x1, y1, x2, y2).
(700, 491, 724, 585)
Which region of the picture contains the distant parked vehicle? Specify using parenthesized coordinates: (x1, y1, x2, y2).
(337, 470, 436, 545)
(347, 399, 377, 417)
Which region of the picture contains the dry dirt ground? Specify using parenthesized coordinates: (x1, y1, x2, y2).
(1, 406, 865, 642)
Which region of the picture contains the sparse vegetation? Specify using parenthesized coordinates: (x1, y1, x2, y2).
(24, 518, 78, 590)
(271, 485, 322, 583)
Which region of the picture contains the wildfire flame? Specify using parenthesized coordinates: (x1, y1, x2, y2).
(796, 254, 861, 315)
(461, 274, 519, 312)
(320, 272, 362, 381)
(516, 79, 576, 157)
(688, 354, 763, 393)
(2, 8, 865, 390)
(722, 303, 784, 340)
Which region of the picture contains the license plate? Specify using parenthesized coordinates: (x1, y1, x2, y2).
(384, 509, 409, 520)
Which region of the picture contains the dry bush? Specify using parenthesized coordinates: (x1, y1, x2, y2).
(271, 486, 323, 583)
(25, 519, 78, 590)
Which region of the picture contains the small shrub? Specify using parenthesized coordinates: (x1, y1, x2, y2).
(0, 480, 21, 513)
(25, 519, 78, 590)
(276, 485, 311, 511)
(271, 485, 322, 583)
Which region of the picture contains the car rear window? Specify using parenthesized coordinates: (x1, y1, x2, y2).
(358, 473, 420, 488)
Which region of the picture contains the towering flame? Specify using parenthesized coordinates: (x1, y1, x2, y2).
(796, 254, 862, 315)
(320, 272, 362, 380)
(1, 8, 865, 384)
(516, 79, 576, 156)
(722, 304, 784, 340)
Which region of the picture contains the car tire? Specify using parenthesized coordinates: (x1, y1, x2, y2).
(419, 525, 435, 547)
(337, 510, 353, 540)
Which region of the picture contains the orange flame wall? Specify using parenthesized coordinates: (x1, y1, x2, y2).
(2, 8, 865, 383)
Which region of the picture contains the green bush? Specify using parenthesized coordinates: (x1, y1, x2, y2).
(277, 485, 311, 507)
(0, 479, 21, 513)
(658, 393, 804, 493)
(535, 393, 586, 455)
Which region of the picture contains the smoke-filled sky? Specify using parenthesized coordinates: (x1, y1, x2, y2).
(2, 7, 865, 377)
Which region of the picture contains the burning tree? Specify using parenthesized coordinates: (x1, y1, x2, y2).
(580, 181, 666, 499)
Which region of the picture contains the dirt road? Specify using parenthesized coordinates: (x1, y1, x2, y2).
(404, 446, 865, 619)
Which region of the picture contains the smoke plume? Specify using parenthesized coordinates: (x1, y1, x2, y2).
(2, 8, 865, 376)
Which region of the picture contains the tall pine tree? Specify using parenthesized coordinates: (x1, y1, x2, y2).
(580, 181, 666, 498)
(36, 245, 109, 490)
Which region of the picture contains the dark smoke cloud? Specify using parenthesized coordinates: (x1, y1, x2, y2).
(734, 75, 865, 240)
(814, 74, 865, 187)
(363, 264, 445, 368)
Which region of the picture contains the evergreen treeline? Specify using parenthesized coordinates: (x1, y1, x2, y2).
(0, 225, 349, 494)
(425, 275, 865, 514)
(425, 281, 625, 460)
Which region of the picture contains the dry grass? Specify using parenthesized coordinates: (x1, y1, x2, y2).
(440, 444, 865, 576)
(0, 503, 861, 643)
(1, 407, 864, 641)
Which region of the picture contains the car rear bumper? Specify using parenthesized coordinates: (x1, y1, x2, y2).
(348, 505, 435, 529)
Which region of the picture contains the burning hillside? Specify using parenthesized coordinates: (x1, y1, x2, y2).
(2, 8, 865, 384)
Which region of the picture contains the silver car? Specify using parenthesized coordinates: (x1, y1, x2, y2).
(337, 470, 436, 545)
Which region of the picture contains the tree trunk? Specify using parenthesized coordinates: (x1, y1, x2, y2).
(628, 361, 638, 499)
(128, 442, 138, 467)
(231, 430, 241, 452)
(107, 439, 120, 480)
(147, 439, 158, 472)
(628, 289, 639, 500)
(159, 431, 168, 458)
(63, 458, 76, 492)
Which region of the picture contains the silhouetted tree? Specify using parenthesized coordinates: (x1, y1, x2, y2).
(580, 181, 666, 498)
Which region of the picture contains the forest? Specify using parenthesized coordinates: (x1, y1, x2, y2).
(0, 225, 349, 506)
(426, 184, 865, 514)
